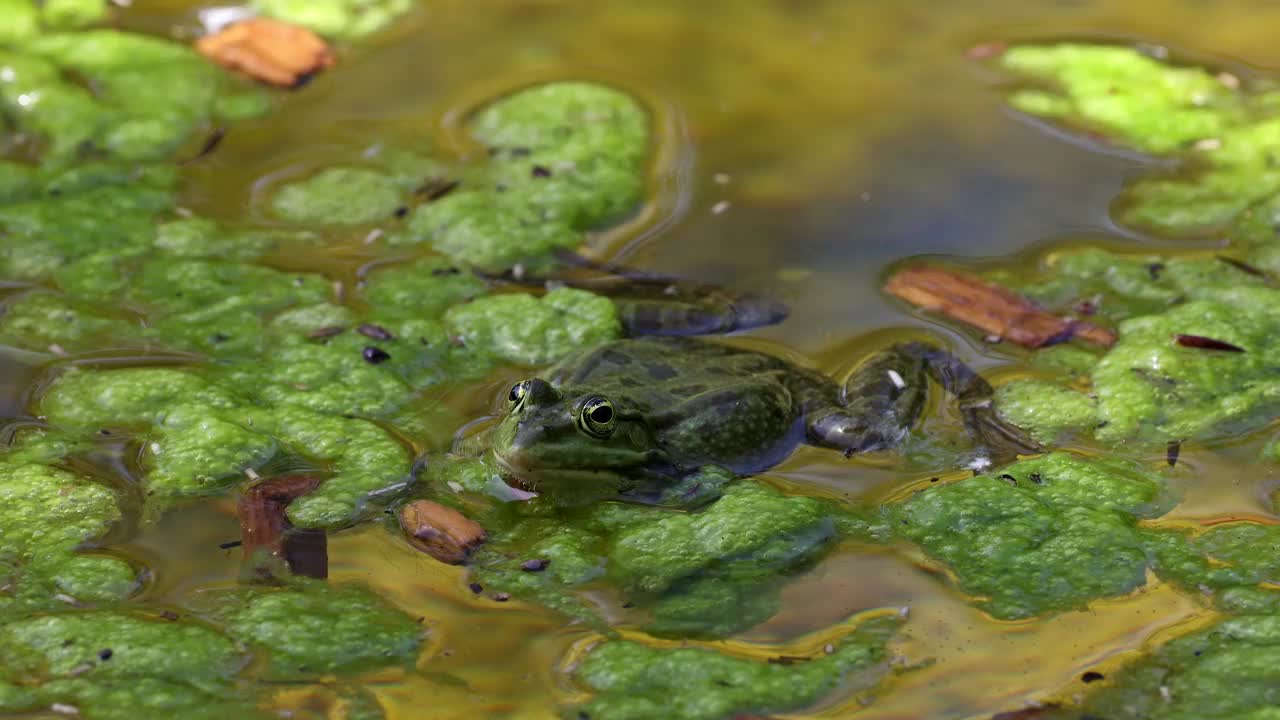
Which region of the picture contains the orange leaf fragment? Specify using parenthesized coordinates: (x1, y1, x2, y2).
(398, 500, 488, 565)
(196, 17, 335, 88)
(884, 266, 1116, 349)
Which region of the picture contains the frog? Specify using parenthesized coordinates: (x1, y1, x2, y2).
(491, 335, 1039, 505)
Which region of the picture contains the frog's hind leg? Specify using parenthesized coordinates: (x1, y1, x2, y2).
(898, 342, 1041, 461)
(806, 342, 1041, 462)
(805, 347, 930, 456)
(484, 250, 790, 336)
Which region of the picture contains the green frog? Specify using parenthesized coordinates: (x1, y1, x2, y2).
(491, 336, 1037, 504)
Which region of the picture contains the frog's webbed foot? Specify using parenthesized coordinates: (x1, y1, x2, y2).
(807, 347, 929, 455)
(897, 341, 1042, 463)
(482, 250, 789, 336)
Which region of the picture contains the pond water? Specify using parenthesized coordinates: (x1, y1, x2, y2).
(8, 0, 1280, 718)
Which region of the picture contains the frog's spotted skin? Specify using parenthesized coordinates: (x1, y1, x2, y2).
(490, 337, 1027, 502)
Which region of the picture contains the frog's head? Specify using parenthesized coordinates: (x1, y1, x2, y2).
(491, 378, 672, 499)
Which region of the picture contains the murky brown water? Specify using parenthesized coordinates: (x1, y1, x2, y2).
(17, 0, 1280, 717)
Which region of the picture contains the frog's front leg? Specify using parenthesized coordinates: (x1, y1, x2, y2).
(807, 342, 1040, 462)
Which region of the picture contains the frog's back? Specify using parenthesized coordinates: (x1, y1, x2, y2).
(547, 337, 794, 412)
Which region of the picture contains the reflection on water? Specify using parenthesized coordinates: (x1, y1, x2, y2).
(19, 0, 1280, 716)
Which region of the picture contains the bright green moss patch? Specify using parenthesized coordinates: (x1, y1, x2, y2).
(0, 166, 174, 281)
(0, 431, 135, 615)
(1016, 249, 1269, 322)
(393, 82, 649, 270)
(39, 0, 110, 30)
(203, 582, 423, 675)
(40, 368, 412, 527)
(1145, 522, 1280, 612)
(0, 0, 109, 36)
(0, 461, 120, 558)
(1091, 293, 1280, 443)
(607, 481, 835, 596)
(252, 0, 413, 38)
(990, 245, 1280, 445)
(1037, 613, 1280, 720)
(569, 614, 900, 720)
(41, 367, 235, 428)
(0, 611, 261, 719)
(1, 31, 265, 166)
(1002, 44, 1240, 154)
(470, 481, 837, 637)
(994, 378, 1096, 444)
(0, 290, 140, 354)
(889, 452, 1169, 619)
(999, 43, 1280, 235)
(361, 257, 486, 318)
(0, 1, 40, 43)
(152, 218, 289, 261)
(272, 167, 405, 225)
(445, 288, 622, 365)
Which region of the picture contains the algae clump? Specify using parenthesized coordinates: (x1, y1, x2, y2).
(569, 614, 900, 720)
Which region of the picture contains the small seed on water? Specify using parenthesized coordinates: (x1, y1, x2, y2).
(358, 323, 395, 341)
(1175, 334, 1245, 352)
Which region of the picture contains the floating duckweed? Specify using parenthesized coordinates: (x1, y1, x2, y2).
(1031, 612, 1280, 720)
(1090, 294, 1280, 442)
(990, 246, 1280, 445)
(994, 378, 1097, 444)
(202, 581, 423, 675)
(1000, 43, 1280, 234)
(393, 82, 650, 270)
(889, 452, 1169, 619)
(271, 167, 405, 225)
(1144, 522, 1280, 608)
(0, 446, 131, 614)
(569, 614, 900, 720)
(0, 611, 262, 719)
(252, 0, 414, 38)
(1002, 44, 1240, 154)
(444, 287, 622, 365)
(470, 481, 836, 637)
(2, 31, 265, 165)
(40, 0, 109, 30)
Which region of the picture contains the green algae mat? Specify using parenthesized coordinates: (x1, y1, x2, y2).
(9, 1, 1280, 718)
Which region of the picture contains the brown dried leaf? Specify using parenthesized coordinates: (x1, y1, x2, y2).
(237, 474, 328, 579)
(884, 266, 1116, 349)
(197, 18, 335, 88)
(399, 500, 487, 565)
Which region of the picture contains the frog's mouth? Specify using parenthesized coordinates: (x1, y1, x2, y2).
(493, 450, 638, 496)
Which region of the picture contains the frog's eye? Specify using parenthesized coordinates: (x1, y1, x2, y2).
(508, 381, 531, 410)
(578, 396, 616, 438)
